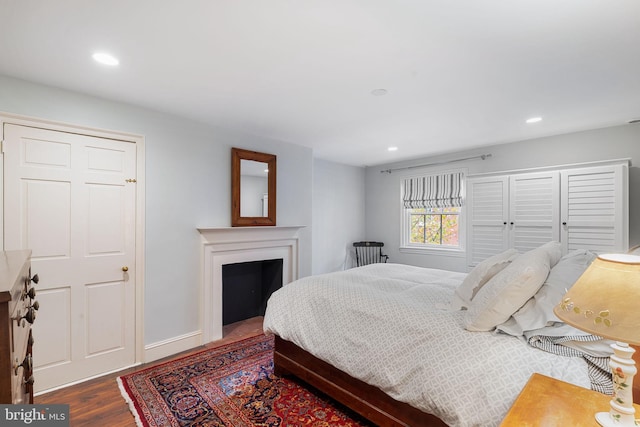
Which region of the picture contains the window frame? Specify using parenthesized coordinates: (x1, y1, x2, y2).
(399, 168, 467, 257)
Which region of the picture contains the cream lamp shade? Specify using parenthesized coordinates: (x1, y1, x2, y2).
(553, 253, 640, 345)
(554, 253, 640, 427)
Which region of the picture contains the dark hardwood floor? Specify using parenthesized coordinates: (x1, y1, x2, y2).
(35, 317, 265, 426)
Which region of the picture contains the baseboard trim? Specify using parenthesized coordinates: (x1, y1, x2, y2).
(144, 330, 203, 363)
(35, 362, 142, 396)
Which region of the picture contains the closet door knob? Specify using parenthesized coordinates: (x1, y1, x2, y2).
(122, 266, 129, 272)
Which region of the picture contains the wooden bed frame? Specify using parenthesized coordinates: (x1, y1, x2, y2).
(274, 336, 640, 427)
(273, 335, 447, 427)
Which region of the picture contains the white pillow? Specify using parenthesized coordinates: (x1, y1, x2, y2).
(464, 242, 561, 332)
(537, 241, 563, 268)
(449, 248, 519, 310)
(496, 249, 597, 337)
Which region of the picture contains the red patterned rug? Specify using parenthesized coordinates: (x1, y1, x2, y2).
(117, 334, 370, 426)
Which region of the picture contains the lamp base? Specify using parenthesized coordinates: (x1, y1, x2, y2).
(595, 411, 637, 427)
(594, 342, 638, 426)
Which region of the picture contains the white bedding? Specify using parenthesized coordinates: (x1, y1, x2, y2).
(263, 263, 591, 427)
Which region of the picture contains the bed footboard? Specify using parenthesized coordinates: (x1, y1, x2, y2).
(273, 335, 446, 427)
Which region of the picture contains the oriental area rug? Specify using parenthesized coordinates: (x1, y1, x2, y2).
(117, 334, 370, 426)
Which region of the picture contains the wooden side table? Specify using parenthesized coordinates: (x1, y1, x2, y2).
(501, 373, 640, 426)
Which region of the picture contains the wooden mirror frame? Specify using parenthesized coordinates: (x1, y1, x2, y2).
(231, 147, 277, 226)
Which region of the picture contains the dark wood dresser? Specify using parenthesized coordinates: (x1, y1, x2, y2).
(0, 250, 37, 404)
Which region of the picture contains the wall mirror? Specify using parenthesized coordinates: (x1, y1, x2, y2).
(231, 147, 277, 226)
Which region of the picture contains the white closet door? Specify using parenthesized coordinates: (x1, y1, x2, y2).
(509, 172, 560, 253)
(3, 123, 137, 392)
(561, 164, 628, 253)
(467, 176, 509, 266)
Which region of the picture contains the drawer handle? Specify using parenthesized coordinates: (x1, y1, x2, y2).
(21, 307, 36, 325)
(27, 287, 36, 299)
(31, 274, 39, 284)
(14, 354, 32, 375)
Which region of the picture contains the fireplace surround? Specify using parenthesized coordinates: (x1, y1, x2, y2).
(198, 226, 304, 342)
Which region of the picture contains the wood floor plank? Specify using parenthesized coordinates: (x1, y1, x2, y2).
(35, 317, 264, 426)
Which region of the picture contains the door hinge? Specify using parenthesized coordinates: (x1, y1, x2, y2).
(0, 140, 3, 154)
(125, 178, 137, 183)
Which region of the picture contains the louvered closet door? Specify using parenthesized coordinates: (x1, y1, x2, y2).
(561, 164, 629, 253)
(467, 176, 509, 266)
(509, 172, 560, 253)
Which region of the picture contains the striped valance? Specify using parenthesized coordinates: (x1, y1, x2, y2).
(403, 172, 464, 209)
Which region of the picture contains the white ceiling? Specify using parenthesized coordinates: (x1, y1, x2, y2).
(1, 1, 639, 166)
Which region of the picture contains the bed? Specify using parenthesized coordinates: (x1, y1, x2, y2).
(263, 242, 637, 427)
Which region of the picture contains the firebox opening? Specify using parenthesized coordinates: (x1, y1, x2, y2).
(222, 258, 283, 325)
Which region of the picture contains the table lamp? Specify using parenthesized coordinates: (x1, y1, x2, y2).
(554, 253, 640, 427)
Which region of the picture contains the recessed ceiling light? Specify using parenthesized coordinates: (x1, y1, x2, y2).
(526, 117, 542, 124)
(388, 146, 398, 152)
(92, 52, 119, 66)
(371, 89, 388, 96)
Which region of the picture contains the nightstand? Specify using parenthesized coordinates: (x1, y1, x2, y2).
(501, 373, 640, 426)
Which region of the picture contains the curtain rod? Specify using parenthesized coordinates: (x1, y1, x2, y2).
(380, 153, 492, 174)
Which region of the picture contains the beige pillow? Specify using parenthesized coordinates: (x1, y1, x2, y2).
(449, 248, 519, 310)
(495, 249, 597, 337)
(464, 242, 561, 332)
(536, 240, 563, 268)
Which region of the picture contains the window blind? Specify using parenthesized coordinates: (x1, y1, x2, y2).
(403, 172, 463, 208)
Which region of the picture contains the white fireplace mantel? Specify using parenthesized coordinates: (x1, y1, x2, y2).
(198, 226, 306, 245)
(198, 226, 305, 342)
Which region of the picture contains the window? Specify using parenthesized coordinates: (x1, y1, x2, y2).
(408, 207, 460, 246)
(401, 171, 465, 253)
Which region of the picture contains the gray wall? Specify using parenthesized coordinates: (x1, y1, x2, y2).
(366, 124, 640, 272)
(4, 72, 636, 345)
(312, 159, 366, 274)
(0, 74, 316, 345)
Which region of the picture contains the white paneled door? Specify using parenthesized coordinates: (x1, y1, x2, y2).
(3, 124, 137, 393)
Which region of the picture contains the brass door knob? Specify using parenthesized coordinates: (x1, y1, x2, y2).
(122, 266, 129, 272)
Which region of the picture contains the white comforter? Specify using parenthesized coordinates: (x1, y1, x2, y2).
(263, 263, 590, 427)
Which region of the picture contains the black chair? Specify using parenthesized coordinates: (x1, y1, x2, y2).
(353, 241, 389, 267)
